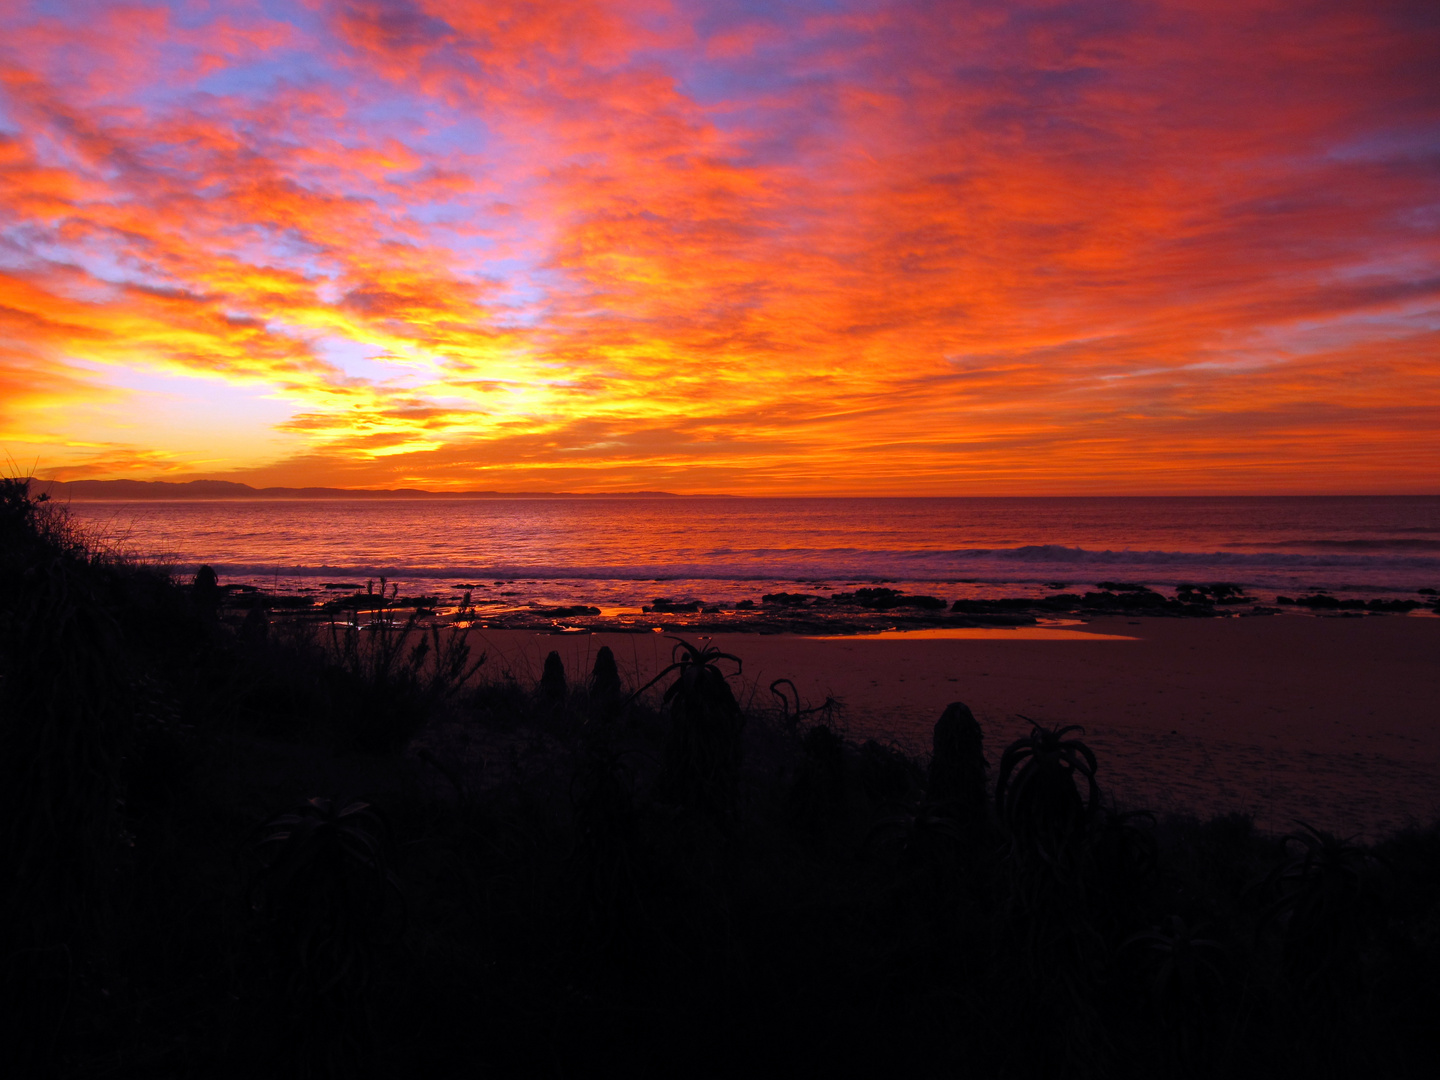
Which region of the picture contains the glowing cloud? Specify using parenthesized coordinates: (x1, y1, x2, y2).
(1, 0, 1436, 492)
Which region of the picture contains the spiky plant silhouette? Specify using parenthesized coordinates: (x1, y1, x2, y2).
(1122, 915, 1228, 1068)
(1258, 822, 1382, 1013)
(996, 718, 1100, 858)
(992, 719, 1110, 1076)
(631, 638, 744, 820)
(866, 797, 963, 865)
(769, 677, 837, 732)
(250, 797, 404, 1077)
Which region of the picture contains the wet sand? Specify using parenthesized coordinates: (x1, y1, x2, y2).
(465, 614, 1440, 837)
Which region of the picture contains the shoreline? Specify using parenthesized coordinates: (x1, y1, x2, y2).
(460, 614, 1440, 838)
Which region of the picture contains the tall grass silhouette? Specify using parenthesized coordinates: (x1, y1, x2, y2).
(323, 577, 487, 752)
(0, 479, 139, 1073)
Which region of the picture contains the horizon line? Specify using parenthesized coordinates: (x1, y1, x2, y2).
(28, 478, 1440, 500)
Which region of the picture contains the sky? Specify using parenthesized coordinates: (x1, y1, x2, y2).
(1, 0, 1437, 495)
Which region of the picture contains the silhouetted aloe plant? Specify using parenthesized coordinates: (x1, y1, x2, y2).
(250, 797, 404, 1076)
(866, 798, 964, 867)
(252, 797, 402, 983)
(631, 638, 744, 820)
(1258, 822, 1382, 1011)
(991, 720, 1111, 1074)
(1125, 915, 1227, 1005)
(1122, 915, 1228, 1063)
(996, 718, 1100, 856)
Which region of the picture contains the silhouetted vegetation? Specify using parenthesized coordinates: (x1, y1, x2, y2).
(3, 477, 1438, 1077)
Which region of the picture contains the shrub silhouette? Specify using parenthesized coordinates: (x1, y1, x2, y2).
(323, 583, 486, 753)
(787, 720, 848, 838)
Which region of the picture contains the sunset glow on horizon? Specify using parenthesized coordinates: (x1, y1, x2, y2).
(2, 0, 1437, 495)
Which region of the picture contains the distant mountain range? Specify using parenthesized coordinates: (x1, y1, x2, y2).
(33, 479, 690, 500)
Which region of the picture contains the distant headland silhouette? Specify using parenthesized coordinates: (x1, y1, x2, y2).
(35, 478, 704, 500)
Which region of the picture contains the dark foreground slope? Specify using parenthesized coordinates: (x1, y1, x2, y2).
(3, 478, 1439, 1079)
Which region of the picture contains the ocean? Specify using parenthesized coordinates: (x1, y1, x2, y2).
(62, 495, 1440, 613)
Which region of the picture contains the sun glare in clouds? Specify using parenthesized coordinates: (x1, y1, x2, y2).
(1, 0, 1437, 493)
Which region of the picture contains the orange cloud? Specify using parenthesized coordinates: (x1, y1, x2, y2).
(1, 0, 1436, 491)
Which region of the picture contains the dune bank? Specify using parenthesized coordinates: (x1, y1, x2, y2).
(467, 614, 1440, 836)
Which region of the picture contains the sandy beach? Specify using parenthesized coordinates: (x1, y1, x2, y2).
(466, 614, 1440, 837)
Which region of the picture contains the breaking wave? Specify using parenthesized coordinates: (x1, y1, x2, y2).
(201, 542, 1440, 593)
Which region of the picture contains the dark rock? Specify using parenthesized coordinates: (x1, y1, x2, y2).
(762, 592, 827, 606)
(264, 594, 317, 608)
(648, 598, 703, 613)
(1178, 582, 1249, 605)
(834, 587, 947, 610)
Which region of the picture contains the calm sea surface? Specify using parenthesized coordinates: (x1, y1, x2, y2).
(65, 496, 1440, 610)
